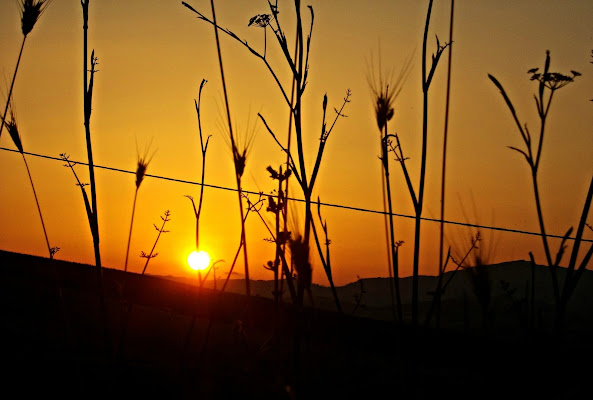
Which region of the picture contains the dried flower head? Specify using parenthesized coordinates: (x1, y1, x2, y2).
(248, 13, 271, 28)
(19, 0, 52, 37)
(289, 233, 312, 289)
(527, 50, 580, 91)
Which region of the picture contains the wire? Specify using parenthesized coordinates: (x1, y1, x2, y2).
(1, 146, 591, 243)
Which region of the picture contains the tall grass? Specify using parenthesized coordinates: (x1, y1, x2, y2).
(183, 0, 253, 298)
(489, 50, 590, 336)
(366, 48, 413, 323)
(0, 0, 51, 141)
(372, 1, 450, 326)
(124, 139, 154, 272)
(3, 105, 55, 259)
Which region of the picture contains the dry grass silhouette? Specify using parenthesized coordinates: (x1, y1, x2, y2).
(124, 139, 155, 272)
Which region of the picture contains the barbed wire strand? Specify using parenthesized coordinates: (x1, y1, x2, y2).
(1, 147, 591, 243)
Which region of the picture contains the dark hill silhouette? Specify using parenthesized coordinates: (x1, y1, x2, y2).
(158, 259, 593, 338)
(1, 249, 592, 399)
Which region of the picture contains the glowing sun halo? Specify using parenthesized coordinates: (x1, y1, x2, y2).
(188, 250, 211, 271)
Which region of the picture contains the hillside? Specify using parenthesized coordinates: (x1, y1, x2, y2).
(1, 249, 592, 399)
(157, 259, 593, 338)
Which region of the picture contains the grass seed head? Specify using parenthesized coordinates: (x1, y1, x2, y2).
(366, 49, 413, 131)
(374, 87, 395, 131)
(135, 139, 155, 189)
(4, 107, 24, 154)
(233, 147, 247, 178)
(135, 158, 149, 189)
(19, 0, 52, 37)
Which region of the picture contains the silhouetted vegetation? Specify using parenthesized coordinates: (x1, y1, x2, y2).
(1, 2, 592, 399)
(489, 50, 591, 336)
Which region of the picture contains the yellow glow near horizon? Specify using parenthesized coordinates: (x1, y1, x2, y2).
(188, 250, 211, 271)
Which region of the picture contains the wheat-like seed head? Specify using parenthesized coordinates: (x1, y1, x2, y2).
(135, 138, 155, 189)
(217, 104, 259, 180)
(19, 0, 52, 37)
(4, 107, 23, 154)
(366, 48, 414, 131)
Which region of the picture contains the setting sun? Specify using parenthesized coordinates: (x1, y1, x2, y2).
(187, 250, 211, 271)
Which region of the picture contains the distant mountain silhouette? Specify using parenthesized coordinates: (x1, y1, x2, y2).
(155, 259, 593, 337)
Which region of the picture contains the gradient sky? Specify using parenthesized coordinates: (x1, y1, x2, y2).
(1, 0, 592, 287)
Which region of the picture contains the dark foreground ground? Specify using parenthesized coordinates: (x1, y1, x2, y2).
(1, 250, 592, 399)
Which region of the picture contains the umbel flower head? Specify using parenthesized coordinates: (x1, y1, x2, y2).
(248, 13, 271, 28)
(527, 50, 580, 91)
(19, 0, 52, 37)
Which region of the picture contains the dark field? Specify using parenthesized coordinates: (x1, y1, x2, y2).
(1, 249, 592, 399)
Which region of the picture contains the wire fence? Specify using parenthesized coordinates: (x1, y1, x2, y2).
(2, 146, 592, 243)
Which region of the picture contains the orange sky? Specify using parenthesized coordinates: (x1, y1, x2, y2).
(1, 0, 592, 287)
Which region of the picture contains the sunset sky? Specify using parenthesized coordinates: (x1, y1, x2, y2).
(1, 0, 592, 287)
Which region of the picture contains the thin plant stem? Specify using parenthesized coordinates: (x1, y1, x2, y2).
(411, 0, 435, 326)
(185, 80, 210, 258)
(0, 38, 26, 140)
(381, 128, 403, 323)
(80, 0, 110, 356)
(208, 0, 250, 297)
(489, 50, 583, 335)
(21, 153, 52, 258)
(283, 28, 299, 282)
(124, 189, 138, 272)
(195, 80, 210, 249)
(436, 0, 455, 328)
(380, 148, 396, 321)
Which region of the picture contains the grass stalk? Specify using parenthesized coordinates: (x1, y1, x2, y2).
(124, 140, 153, 272)
(3, 107, 53, 258)
(0, 39, 26, 141)
(366, 46, 413, 323)
(0, 0, 51, 140)
(381, 130, 403, 322)
(207, 0, 251, 298)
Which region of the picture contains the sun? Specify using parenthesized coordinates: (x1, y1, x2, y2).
(188, 250, 211, 271)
